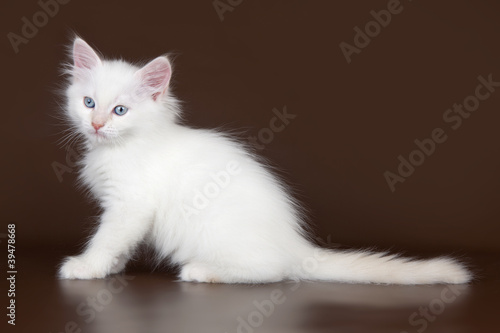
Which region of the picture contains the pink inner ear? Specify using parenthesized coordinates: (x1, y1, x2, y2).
(138, 57, 171, 101)
(73, 39, 101, 70)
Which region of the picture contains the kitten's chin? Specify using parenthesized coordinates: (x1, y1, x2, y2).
(87, 132, 113, 144)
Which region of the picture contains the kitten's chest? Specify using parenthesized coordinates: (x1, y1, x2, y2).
(80, 148, 150, 201)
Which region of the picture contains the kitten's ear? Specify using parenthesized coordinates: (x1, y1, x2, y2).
(73, 38, 101, 70)
(135, 57, 172, 101)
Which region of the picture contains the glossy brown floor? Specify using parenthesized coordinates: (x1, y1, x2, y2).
(9, 249, 499, 333)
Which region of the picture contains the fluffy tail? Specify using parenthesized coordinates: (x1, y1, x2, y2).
(294, 248, 472, 285)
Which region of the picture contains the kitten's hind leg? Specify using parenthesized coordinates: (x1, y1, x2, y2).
(179, 262, 285, 284)
(180, 262, 221, 283)
(109, 254, 129, 274)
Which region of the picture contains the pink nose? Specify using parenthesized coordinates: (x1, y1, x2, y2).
(92, 122, 104, 131)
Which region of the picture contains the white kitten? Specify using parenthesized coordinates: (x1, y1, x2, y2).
(58, 38, 471, 284)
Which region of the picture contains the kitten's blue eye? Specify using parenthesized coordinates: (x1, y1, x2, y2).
(84, 97, 95, 108)
(114, 105, 128, 116)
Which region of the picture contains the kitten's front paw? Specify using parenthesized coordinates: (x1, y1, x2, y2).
(59, 256, 108, 280)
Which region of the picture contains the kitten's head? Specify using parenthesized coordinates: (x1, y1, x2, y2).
(65, 38, 178, 145)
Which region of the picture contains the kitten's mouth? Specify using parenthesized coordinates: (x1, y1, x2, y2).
(88, 130, 108, 141)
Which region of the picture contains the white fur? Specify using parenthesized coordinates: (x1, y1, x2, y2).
(58, 38, 471, 285)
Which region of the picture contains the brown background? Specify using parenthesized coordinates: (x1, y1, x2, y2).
(2, 0, 500, 256)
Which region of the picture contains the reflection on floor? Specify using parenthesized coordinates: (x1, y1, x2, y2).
(15, 249, 499, 333)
